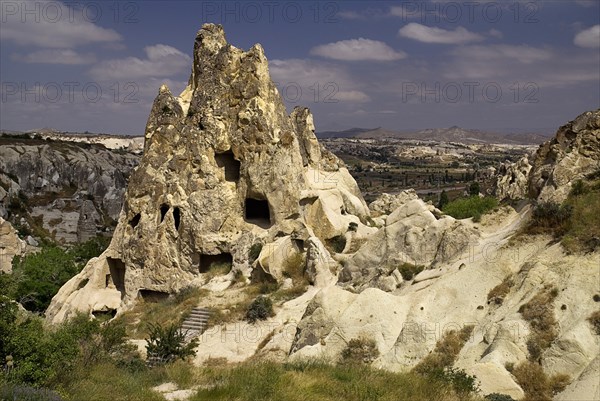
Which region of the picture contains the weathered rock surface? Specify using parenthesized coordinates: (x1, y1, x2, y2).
(495, 109, 600, 203)
(47, 24, 370, 323)
(340, 197, 479, 291)
(0, 217, 27, 272)
(0, 137, 138, 242)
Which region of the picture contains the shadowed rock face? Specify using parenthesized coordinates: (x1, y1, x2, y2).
(47, 24, 371, 322)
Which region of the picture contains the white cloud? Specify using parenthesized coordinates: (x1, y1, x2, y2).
(336, 91, 370, 102)
(398, 23, 484, 44)
(11, 49, 96, 65)
(488, 29, 503, 39)
(574, 25, 600, 48)
(0, 0, 122, 48)
(574, 0, 597, 7)
(310, 38, 406, 61)
(89, 45, 191, 80)
(451, 45, 552, 65)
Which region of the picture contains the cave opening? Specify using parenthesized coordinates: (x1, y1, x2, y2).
(129, 213, 141, 228)
(160, 204, 169, 223)
(245, 198, 271, 228)
(215, 150, 241, 182)
(199, 252, 233, 274)
(138, 289, 170, 303)
(173, 207, 181, 230)
(106, 257, 126, 296)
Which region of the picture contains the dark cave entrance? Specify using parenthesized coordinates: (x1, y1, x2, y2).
(199, 252, 233, 274)
(173, 207, 181, 230)
(160, 204, 169, 223)
(215, 150, 241, 182)
(138, 289, 170, 303)
(106, 257, 126, 296)
(129, 213, 141, 228)
(244, 198, 271, 228)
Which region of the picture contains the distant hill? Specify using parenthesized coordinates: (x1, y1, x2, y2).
(317, 126, 551, 145)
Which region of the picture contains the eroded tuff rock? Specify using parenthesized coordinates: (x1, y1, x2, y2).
(339, 197, 479, 291)
(496, 109, 600, 203)
(47, 24, 371, 323)
(0, 217, 27, 272)
(0, 139, 138, 242)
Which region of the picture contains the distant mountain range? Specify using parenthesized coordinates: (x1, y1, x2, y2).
(317, 126, 552, 145)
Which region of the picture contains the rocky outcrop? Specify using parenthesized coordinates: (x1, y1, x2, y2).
(0, 138, 138, 242)
(495, 109, 600, 203)
(340, 197, 479, 291)
(47, 24, 371, 323)
(495, 155, 532, 201)
(368, 190, 419, 217)
(0, 217, 27, 272)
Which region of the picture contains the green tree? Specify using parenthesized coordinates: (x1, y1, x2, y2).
(438, 190, 449, 209)
(468, 182, 480, 196)
(12, 246, 81, 312)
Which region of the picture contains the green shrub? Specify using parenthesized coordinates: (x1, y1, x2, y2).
(145, 323, 198, 365)
(528, 202, 572, 235)
(340, 337, 380, 365)
(0, 384, 63, 401)
(245, 296, 274, 323)
(11, 246, 81, 312)
(398, 262, 424, 281)
(442, 196, 498, 220)
(248, 243, 263, 264)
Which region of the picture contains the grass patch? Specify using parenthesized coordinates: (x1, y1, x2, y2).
(442, 196, 498, 221)
(512, 361, 570, 401)
(487, 276, 514, 306)
(413, 326, 474, 375)
(518, 286, 559, 362)
(189, 360, 482, 401)
(340, 337, 380, 365)
(520, 175, 600, 253)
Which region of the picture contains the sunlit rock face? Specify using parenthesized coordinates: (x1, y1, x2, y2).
(47, 24, 372, 323)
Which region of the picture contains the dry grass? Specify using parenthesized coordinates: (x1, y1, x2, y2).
(340, 337, 380, 365)
(512, 361, 570, 401)
(188, 360, 483, 401)
(413, 326, 474, 374)
(487, 276, 514, 306)
(518, 286, 559, 362)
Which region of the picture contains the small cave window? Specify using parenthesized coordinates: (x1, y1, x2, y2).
(245, 198, 271, 227)
(138, 289, 170, 303)
(173, 207, 181, 230)
(107, 257, 126, 296)
(129, 213, 141, 228)
(92, 309, 117, 322)
(199, 252, 233, 274)
(160, 204, 169, 223)
(215, 150, 241, 182)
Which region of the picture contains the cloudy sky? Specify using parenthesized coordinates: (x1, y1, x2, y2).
(1, 0, 599, 135)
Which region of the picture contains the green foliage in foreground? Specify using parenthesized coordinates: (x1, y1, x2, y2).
(189, 360, 482, 401)
(442, 196, 498, 222)
(5, 237, 109, 313)
(146, 323, 198, 365)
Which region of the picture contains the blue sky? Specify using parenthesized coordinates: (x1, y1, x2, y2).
(1, 0, 599, 135)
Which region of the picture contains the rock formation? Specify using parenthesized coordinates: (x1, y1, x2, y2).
(0, 137, 138, 242)
(495, 109, 600, 203)
(47, 24, 373, 323)
(0, 217, 27, 273)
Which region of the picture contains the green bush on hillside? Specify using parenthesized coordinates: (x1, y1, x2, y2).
(442, 196, 498, 222)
